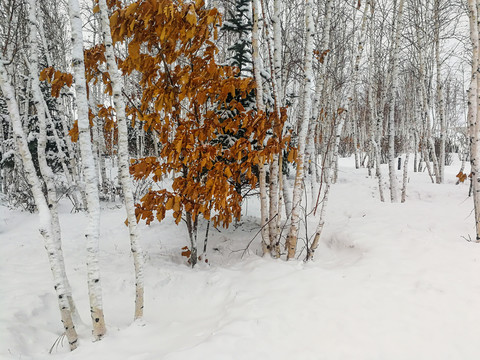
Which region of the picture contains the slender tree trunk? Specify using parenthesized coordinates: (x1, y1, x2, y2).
(26, 0, 81, 325)
(258, 0, 283, 257)
(89, 87, 108, 196)
(306, 0, 332, 215)
(186, 211, 198, 267)
(413, 131, 418, 172)
(282, 173, 292, 219)
(68, 0, 106, 339)
(369, 83, 385, 202)
(401, 152, 410, 203)
(98, 0, 144, 319)
(0, 56, 78, 351)
(37, 5, 82, 209)
(0, 114, 5, 194)
(469, 0, 480, 242)
(285, 0, 315, 260)
(387, 0, 405, 202)
(366, 7, 385, 202)
(251, 0, 270, 254)
(306, 170, 331, 261)
(272, 0, 283, 104)
(435, 0, 445, 183)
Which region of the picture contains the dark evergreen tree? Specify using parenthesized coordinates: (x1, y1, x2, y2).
(222, 0, 253, 77)
(222, 0, 275, 113)
(218, 0, 261, 199)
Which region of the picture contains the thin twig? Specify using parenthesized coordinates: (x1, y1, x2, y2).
(232, 214, 278, 258)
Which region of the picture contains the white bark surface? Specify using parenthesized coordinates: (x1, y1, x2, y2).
(68, 0, 106, 339)
(264, 0, 282, 257)
(468, 0, 480, 242)
(387, 0, 405, 202)
(26, 0, 82, 325)
(306, 167, 331, 261)
(286, 0, 315, 260)
(0, 54, 78, 350)
(252, 0, 271, 255)
(98, 0, 144, 320)
(435, 0, 445, 184)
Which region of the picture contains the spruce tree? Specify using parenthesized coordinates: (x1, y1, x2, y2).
(220, 0, 258, 199)
(222, 0, 253, 77)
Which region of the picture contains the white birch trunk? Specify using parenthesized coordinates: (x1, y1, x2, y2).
(37, 5, 83, 209)
(0, 114, 6, 193)
(401, 152, 410, 203)
(368, 81, 385, 203)
(306, 168, 331, 261)
(0, 57, 78, 350)
(88, 87, 107, 197)
(26, 0, 81, 325)
(98, 0, 144, 320)
(282, 173, 292, 219)
(435, 0, 445, 184)
(285, 0, 315, 260)
(272, 0, 283, 101)
(469, 0, 480, 242)
(267, 0, 282, 258)
(312, 0, 333, 121)
(251, 0, 271, 255)
(309, 0, 332, 210)
(305, 119, 317, 211)
(387, 0, 405, 203)
(68, 0, 106, 339)
(367, 9, 385, 202)
(258, 0, 282, 256)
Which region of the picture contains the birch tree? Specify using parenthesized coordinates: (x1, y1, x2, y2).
(468, 0, 480, 242)
(434, 0, 446, 183)
(387, 0, 405, 202)
(97, 0, 144, 320)
(285, 0, 315, 260)
(26, 0, 81, 324)
(0, 56, 79, 351)
(68, 0, 106, 340)
(251, 0, 271, 255)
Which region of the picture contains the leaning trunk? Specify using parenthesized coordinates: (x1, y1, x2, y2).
(0, 56, 78, 350)
(98, 0, 144, 320)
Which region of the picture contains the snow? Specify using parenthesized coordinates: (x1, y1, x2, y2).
(2, 156, 480, 359)
(1, 149, 14, 162)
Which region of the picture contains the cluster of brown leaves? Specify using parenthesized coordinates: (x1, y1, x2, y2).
(39, 67, 73, 98)
(84, 0, 289, 229)
(456, 171, 471, 184)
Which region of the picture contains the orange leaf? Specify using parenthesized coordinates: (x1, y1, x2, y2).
(173, 196, 181, 212)
(181, 246, 191, 258)
(125, 2, 138, 17)
(165, 197, 174, 210)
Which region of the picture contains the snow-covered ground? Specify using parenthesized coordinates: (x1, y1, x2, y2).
(2, 156, 480, 360)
